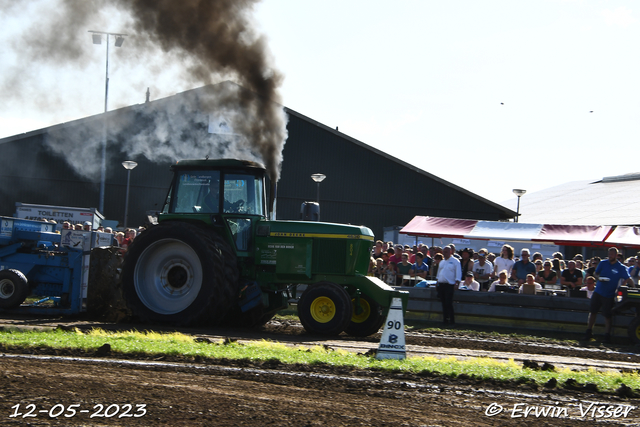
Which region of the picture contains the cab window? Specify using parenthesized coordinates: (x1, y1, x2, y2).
(171, 171, 220, 214)
(223, 174, 264, 215)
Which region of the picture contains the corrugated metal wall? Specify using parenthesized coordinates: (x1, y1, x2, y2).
(276, 110, 512, 237)
(0, 130, 171, 227)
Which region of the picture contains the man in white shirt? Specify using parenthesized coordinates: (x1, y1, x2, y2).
(436, 246, 462, 324)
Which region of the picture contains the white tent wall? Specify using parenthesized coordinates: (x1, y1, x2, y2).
(421, 237, 559, 260)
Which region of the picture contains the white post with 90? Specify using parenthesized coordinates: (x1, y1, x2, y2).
(376, 297, 406, 360)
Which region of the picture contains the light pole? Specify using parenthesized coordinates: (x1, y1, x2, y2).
(311, 173, 326, 203)
(90, 30, 126, 214)
(122, 161, 138, 228)
(513, 189, 526, 222)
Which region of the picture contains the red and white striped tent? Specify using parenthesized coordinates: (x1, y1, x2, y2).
(400, 216, 640, 248)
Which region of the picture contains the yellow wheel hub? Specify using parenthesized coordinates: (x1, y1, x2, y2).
(351, 298, 371, 324)
(309, 296, 336, 323)
(635, 325, 640, 341)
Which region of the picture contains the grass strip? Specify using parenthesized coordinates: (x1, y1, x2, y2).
(0, 328, 637, 394)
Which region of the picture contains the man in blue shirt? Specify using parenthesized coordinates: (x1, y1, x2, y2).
(511, 249, 537, 285)
(409, 252, 430, 280)
(585, 247, 633, 343)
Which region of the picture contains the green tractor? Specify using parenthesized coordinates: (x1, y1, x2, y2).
(121, 159, 407, 336)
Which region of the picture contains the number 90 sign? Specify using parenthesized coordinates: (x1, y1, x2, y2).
(387, 320, 402, 330)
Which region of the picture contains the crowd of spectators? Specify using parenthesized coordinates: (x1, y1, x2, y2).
(369, 241, 639, 297)
(371, 241, 633, 342)
(38, 217, 145, 253)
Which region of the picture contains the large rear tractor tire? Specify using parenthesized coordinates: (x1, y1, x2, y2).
(344, 294, 386, 337)
(121, 222, 238, 326)
(0, 269, 29, 309)
(628, 316, 640, 345)
(298, 282, 352, 336)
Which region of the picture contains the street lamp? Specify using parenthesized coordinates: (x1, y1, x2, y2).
(90, 30, 127, 214)
(311, 173, 326, 203)
(512, 189, 526, 223)
(122, 161, 138, 228)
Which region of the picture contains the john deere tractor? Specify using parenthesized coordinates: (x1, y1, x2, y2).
(121, 159, 407, 336)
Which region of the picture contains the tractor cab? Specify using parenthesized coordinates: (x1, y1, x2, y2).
(160, 159, 268, 253)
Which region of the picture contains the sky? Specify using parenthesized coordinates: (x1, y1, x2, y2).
(1, 0, 639, 207)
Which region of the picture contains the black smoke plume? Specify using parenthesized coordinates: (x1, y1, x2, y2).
(2, 0, 287, 181)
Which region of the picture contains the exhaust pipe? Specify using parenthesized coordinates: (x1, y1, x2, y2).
(268, 179, 277, 221)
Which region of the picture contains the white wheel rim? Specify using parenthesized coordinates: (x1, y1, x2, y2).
(134, 238, 203, 315)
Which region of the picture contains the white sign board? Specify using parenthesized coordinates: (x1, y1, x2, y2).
(1, 218, 13, 238)
(94, 232, 114, 247)
(60, 230, 90, 250)
(15, 203, 103, 228)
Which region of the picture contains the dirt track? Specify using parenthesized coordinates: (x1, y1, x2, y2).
(1, 315, 640, 426)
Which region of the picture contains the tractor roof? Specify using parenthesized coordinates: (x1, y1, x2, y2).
(170, 159, 266, 171)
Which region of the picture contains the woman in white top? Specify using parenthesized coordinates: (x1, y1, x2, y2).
(493, 244, 515, 279)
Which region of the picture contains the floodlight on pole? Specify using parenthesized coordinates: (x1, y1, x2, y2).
(89, 30, 127, 215)
(311, 173, 326, 204)
(512, 189, 526, 223)
(122, 161, 138, 228)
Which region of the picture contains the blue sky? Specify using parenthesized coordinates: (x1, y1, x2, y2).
(1, 0, 639, 206)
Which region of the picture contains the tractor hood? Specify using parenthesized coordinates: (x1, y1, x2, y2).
(256, 220, 374, 241)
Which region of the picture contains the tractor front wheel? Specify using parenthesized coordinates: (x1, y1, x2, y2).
(0, 269, 29, 309)
(628, 316, 640, 345)
(298, 282, 352, 336)
(344, 294, 386, 337)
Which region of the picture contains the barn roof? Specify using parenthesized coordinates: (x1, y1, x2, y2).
(283, 107, 515, 219)
(502, 173, 640, 226)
